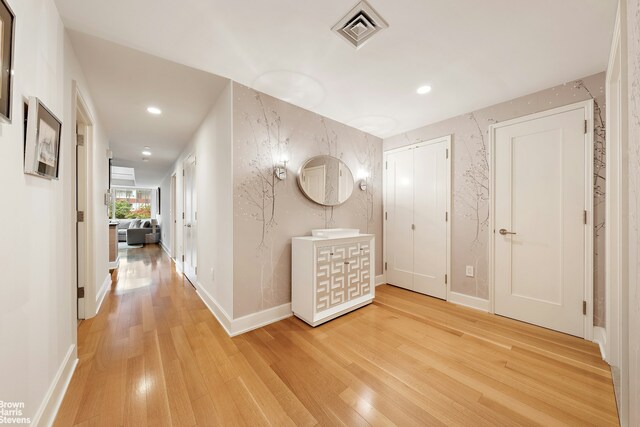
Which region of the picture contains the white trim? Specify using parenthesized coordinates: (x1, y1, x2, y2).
(30, 345, 77, 427)
(383, 134, 452, 300)
(230, 303, 293, 336)
(196, 281, 292, 337)
(606, 0, 626, 369)
(488, 100, 595, 340)
(593, 326, 607, 360)
(196, 281, 233, 335)
(605, 2, 629, 424)
(375, 274, 386, 287)
(159, 240, 172, 259)
(94, 274, 111, 316)
(448, 291, 490, 312)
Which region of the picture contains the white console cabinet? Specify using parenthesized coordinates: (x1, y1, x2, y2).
(292, 232, 375, 326)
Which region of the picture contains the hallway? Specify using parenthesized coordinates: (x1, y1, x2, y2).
(54, 245, 619, 426)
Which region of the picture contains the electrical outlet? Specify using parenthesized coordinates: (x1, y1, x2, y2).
(465, 266, 474, 277)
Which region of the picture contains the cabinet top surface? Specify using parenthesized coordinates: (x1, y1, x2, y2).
(293, 234, 374, 242)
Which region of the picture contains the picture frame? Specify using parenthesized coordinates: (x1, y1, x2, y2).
(0, 0, 15, 124)
(24, 97, 63, 180)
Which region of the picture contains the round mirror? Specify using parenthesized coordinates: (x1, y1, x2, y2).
(297, 155, 354, 206)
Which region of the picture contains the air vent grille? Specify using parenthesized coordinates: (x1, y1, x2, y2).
(332, 1, 388, 49)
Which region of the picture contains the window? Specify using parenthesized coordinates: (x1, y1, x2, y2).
(109, 188, 152, 220)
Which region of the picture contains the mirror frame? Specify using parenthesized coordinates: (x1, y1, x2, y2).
(296, 155, 355, 207)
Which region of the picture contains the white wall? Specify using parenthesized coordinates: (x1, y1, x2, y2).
(0, 0, 109, 424)
(162, 80, 234, 317)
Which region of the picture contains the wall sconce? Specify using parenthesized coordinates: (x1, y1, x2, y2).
(356, 169, 370, 191)
(274, 159, 288, 180)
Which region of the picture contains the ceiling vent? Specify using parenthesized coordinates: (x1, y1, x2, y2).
(332, 0, 388, 49)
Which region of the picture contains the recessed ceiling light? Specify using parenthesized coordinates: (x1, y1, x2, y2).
(142, 150, 152, 156)
(416, 85, 432, 95)
(147, 106, 162, 115)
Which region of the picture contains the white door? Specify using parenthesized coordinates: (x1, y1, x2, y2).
(494, 107, 587, 337)
(385, 137, 450, 299)
(413, 143, 448, 298)
(76, 124, 87, 319)
(183, 156, 197, 284)
(386, 148, 415, 289)
(170, 174, 176, 259)
(302, 165, 326, 202)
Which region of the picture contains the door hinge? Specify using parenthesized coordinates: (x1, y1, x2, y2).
(182, 255, 185, 262)
(445, 212, 448, 222)
(385, 211, 388, 220)
(583, 300, 587, 315)
(195, 211, 197, 221)
(445, 274, 448, 285)
(385, 161, 388, 170)
(446, 148, 449, 159)
(182, 212, 185, 220)
(77, 287, 85, 298)
(411, 224, 416, 230)
(77, 211, 85, 223)
(584, 120, 588, 134)
(583, 210, 588, 225)
(183, 170, 185, 176)
(384, 262, 388, 271)
(195, 266, 197, 275)
(76, 135, 85, 147)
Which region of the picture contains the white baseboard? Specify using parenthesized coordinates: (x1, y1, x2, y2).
(375, 274, 386, 287)
(108, 256, 119, 271)
(195, 281, 292, 337)
(31, 345, 77, 427)
(195, 282, 233, 335)
(231, 302, 292, 336)
(448, 291, 490, 312)
(593, 326, 607, 360)
(95, 274, 111, 316)
(159, 241, 172, 258)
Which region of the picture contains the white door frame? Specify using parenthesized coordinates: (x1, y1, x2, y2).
(72, 82, 96, 320)
(182, 154, 197, 283)
(488, 100, 595, 340)
(170, 173, 177, 259)
(382, 135, 452, 298)
(605, 1, 629, 423)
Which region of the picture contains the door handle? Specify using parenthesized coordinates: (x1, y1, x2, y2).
(186, 224, 192, 228)
(499, 228, 516, 235)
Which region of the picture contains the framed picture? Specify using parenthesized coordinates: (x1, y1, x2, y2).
(0, 0, 14, 123)
(24, 97, 62, 179)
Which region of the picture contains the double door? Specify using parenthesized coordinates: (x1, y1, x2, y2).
(384, 137, 450, 299)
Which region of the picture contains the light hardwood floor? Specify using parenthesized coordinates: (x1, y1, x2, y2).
(54, 244, 619, 426)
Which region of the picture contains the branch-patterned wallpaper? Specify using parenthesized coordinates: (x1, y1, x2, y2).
(384, 72, 606, 326)
(232, 83, 383, 318)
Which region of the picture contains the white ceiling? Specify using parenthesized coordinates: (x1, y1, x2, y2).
(68, 30, 229, 187)
(58, 0, 616, 142)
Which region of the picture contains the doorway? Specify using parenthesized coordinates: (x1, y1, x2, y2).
(183, 155, 197, 284)
(74, 86, 94, 320)
(490, 100, 594, 338)
(170, 173, 177, 259)
(384, 135, 451, 300)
